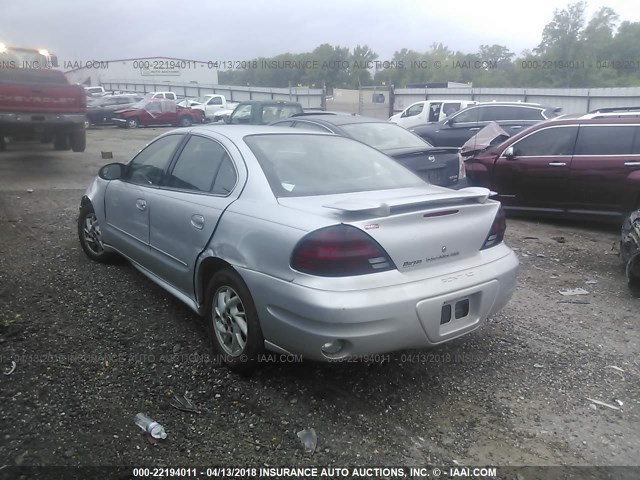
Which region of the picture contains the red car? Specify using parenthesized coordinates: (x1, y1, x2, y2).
(112, 99, 204, 129)
(465, 117, 640, 221)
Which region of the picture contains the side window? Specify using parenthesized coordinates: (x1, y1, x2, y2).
(166, 136, 229, 192)
(261, 106, 280, 124)
(277, 106, 303, 121)
(212, 157, 238, 195)
(292, 121, 331, 132)
(406, 103, 424, 117)
(512, 127, 578, 156)
(479, 106, 510, 121)
(208, 97, 223, 105)
(428, 103, 442, 122)
(518, 107, 546, 120)
(442, 103, 461, 116)
(451, 107, 479, 123)
(575, 126, 637, 155)
(231, 104, 252, 124)
(146, 102, 161, 114)
(127, 135, 184, 186)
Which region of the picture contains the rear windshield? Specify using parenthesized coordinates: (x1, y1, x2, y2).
(341, 122, 429, 150)
(0, 68, 69, 85)
(244, 134, 424, 197)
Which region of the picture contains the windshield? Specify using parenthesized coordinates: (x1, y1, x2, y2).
(245, 134, 424, 197)
(341, 122, 431, 150)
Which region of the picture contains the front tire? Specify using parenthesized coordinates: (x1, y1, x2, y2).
(78, 203, 117, 263)
(205, 269, 264, 372)
(126, 118, 139, 129)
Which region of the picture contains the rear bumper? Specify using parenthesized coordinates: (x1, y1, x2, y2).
(238, 246, 519, 361)
(0, 112, 85, 134)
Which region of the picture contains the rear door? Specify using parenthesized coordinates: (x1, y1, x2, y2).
(492, 125, 578, 210)
(568, 124, 640, 214)
(145, 134, 245, 296)
(103, 134, 185, 264)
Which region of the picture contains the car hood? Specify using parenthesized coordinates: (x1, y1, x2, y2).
(460, 122, 510, 156)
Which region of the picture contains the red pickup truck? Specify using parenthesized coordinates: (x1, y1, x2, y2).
(0, 67, 87, 152)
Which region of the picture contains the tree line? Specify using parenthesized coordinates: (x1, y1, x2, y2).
(219, 2, 640, 90)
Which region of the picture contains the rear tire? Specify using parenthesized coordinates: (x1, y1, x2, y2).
(126, 118, 139, 129)
(78, 203, 117, 263)
(205, 269, 264, 372)
(71, 128, 86, 152)
(54, 134, 71, 151)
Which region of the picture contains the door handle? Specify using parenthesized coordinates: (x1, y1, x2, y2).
(624, 161, 640, 167)
(135, 199, 147, 210)
(469, 127, 480, 131)
(510, 126, 523, 130)
(191, 214, 205, 230)
(548, 162, 567, 167)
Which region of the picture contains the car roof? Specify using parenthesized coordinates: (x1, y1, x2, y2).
(472, 102, 557, 110)
(186, 124, 333, 141)
(283, 114, 386, 126)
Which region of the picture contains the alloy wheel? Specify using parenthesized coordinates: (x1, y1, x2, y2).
(212, 286, 247, 357)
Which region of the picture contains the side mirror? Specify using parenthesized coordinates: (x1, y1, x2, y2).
(445, 117, 456, 126)
(401, 111, 408, 118)
(223, 114, 231, 124)
(98, 162, 126, 180)
(504, 146, 516, 159)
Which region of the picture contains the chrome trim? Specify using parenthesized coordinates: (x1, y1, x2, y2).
(107, 223, 148, 245)
(149, 243, 189, 267)
(624, 161, 640, 166)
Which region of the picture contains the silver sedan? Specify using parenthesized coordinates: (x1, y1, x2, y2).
(78, 126, 518, 370)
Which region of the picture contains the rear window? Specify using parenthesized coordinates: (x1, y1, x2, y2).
(244, 134, 424, 197)
(575, 125, 638, 155)
(341, 122, 428, 150)
(0, 68, 69, 85)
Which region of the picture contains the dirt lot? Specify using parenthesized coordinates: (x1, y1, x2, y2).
(0, 127, 639, 475)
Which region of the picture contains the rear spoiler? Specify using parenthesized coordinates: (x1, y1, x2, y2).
(323, 187, 496, 216)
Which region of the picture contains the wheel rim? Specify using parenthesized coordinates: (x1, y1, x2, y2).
(82, 213, 105, 255)
(212, 286, 247, 357)
(181, 117, 191, 127)
(127, 119, 137, 128)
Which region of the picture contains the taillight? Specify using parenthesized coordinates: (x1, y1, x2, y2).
(291, 224, 396, 276)
(481, 207, 506, 249)
(458, 152, 466, 180)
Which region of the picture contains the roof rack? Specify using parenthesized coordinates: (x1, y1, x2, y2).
(588, 106, 640, 113)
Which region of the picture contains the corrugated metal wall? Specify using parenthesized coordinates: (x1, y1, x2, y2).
(393, 87, 640, 114)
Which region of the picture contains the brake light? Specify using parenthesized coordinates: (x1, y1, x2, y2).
(481, 207, 506, 249)
(291, 224, 396, 276)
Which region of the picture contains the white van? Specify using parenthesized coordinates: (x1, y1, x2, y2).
(389, 100, 476, 128)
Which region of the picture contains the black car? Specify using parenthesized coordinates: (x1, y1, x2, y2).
(86, 95, 143, 127)
(271, 114, 462, 187)
(410, 102, 561, 147)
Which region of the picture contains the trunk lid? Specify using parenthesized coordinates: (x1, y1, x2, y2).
(386, 146, 460, 187)
(279, 186, 500, 272)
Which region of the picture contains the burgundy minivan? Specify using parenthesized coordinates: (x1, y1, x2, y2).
(465, 118, 640, 220)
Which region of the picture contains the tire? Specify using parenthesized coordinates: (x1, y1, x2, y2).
(70, 129, 86, 152)
(78, 203, 117, 263)
(179, 116, 192, 127)
(54, 134, 71, 151)
(205, 269, 264, 372)
(40, 134, 53, 144)
(126, 117, 139, 129)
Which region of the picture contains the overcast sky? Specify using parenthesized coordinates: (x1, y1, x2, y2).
(2, 0, 639, 62)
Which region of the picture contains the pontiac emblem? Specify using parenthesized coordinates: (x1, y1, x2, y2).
(428, 155, 436, 163)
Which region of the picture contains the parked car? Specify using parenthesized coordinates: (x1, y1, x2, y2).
(78, 126, 518, 370)
(271, 114, 464, 187)
(389, 100, 476, 128)
(185, 94, 239, 122)
(225, 101, 303, 125)
(84, 86, 106, 97)
(465, 117, 640, 220)
(144, 91, 177, 101)
(85, 95, 144, 127)
(410, 102, 561, 147)
(112, 99, 204, 128)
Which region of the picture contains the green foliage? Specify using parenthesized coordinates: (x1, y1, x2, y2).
(218, 3, 640, 89)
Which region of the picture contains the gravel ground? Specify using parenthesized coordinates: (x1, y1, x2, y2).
(0, 128, 639, 474)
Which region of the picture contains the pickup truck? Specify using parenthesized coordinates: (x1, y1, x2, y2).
(389, 100, 476, 128)
(225, 100, 303, 125)
(0, 67, 87, 152)
(112, 99, 204, 128)
(187, 94, 238, 122)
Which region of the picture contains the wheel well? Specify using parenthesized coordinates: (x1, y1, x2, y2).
(197, 257, 233, 306)
(80, 195, 91, 208)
